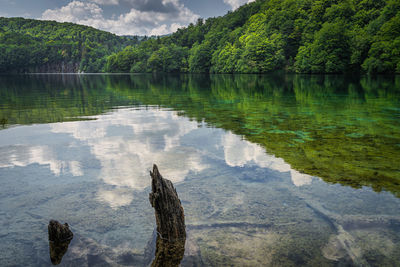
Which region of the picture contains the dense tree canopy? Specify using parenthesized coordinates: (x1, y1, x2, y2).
(106, 0, 400, 74)
(1, 0, 400, 74)
(0, 17, 138, 73)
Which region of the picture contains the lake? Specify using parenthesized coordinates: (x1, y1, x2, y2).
(0, 74, 399, 266)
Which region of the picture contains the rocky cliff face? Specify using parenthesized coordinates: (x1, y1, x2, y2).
(28, 62, 81, 73)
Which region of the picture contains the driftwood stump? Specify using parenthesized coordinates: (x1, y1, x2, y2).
(48, 220, 73, 265)
(149, 164, 186, 266)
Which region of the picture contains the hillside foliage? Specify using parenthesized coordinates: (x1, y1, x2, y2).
(0, 17, 138, 73)
(1, 0, 399, 74)
(106, 0, 400, 74)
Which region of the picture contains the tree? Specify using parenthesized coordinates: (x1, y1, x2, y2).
(295, 22, 350, 73)
(188, 41, 213, 73)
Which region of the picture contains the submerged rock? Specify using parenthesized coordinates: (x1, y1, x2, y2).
(49, 239, 72, 265)
(48, 220, 73, 265)
(48, 220, 73, 242)
(149, 164, 186, 266)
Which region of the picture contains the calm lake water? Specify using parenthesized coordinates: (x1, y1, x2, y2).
(0, 74, 399, 266)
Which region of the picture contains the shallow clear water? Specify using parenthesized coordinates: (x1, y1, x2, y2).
(0, 74, 399, 266)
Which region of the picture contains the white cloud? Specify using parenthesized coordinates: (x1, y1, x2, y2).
(222, 132, 312, 187)
(0, 145, 83, 177)
(97, 188, 134, 209)
(42, 1, 103, 21)
(51, 108, 208, 208)
(223, 0, 255, 10)
(41, 0, 199, 36)
(90, 0, 119, 5)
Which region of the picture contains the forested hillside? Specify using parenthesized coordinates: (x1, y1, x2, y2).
(1, 0, 399, 74)
(0, 17, 138, 73)
(106, 0, 400, 74)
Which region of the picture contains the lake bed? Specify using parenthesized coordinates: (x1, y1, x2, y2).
(0, 74, 399, 266)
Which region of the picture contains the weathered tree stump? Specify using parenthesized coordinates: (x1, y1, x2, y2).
(48, 220, 73, 265)
(149, 164, 186, 266)
(151, 238, 185, 267)
(149, 164, 186, 241)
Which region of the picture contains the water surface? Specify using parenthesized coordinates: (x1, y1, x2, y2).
(0, 74, 399, 266)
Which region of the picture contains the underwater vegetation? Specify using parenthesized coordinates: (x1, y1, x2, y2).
(0, 74, 399, 196)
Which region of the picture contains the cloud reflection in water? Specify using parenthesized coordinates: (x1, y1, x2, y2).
(0, 107, 313, 209)
(222, 131, 312, 186)
(51, 108, 208, 208)
(0, 144, 83, 177)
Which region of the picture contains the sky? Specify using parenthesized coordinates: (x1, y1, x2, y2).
(0, 0, 255, 36)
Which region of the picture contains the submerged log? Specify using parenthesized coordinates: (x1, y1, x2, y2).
(48, 220, 73, 265)
(149, 164, 186, 266)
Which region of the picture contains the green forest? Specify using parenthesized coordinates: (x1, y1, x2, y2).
(0, 17, 139, 73)
(1, 0, 400, 74)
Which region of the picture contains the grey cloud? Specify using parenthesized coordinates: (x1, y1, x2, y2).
(92, 0, 181, 13)
(91, 0, 119, 5)
(42, 0, 199, 35)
